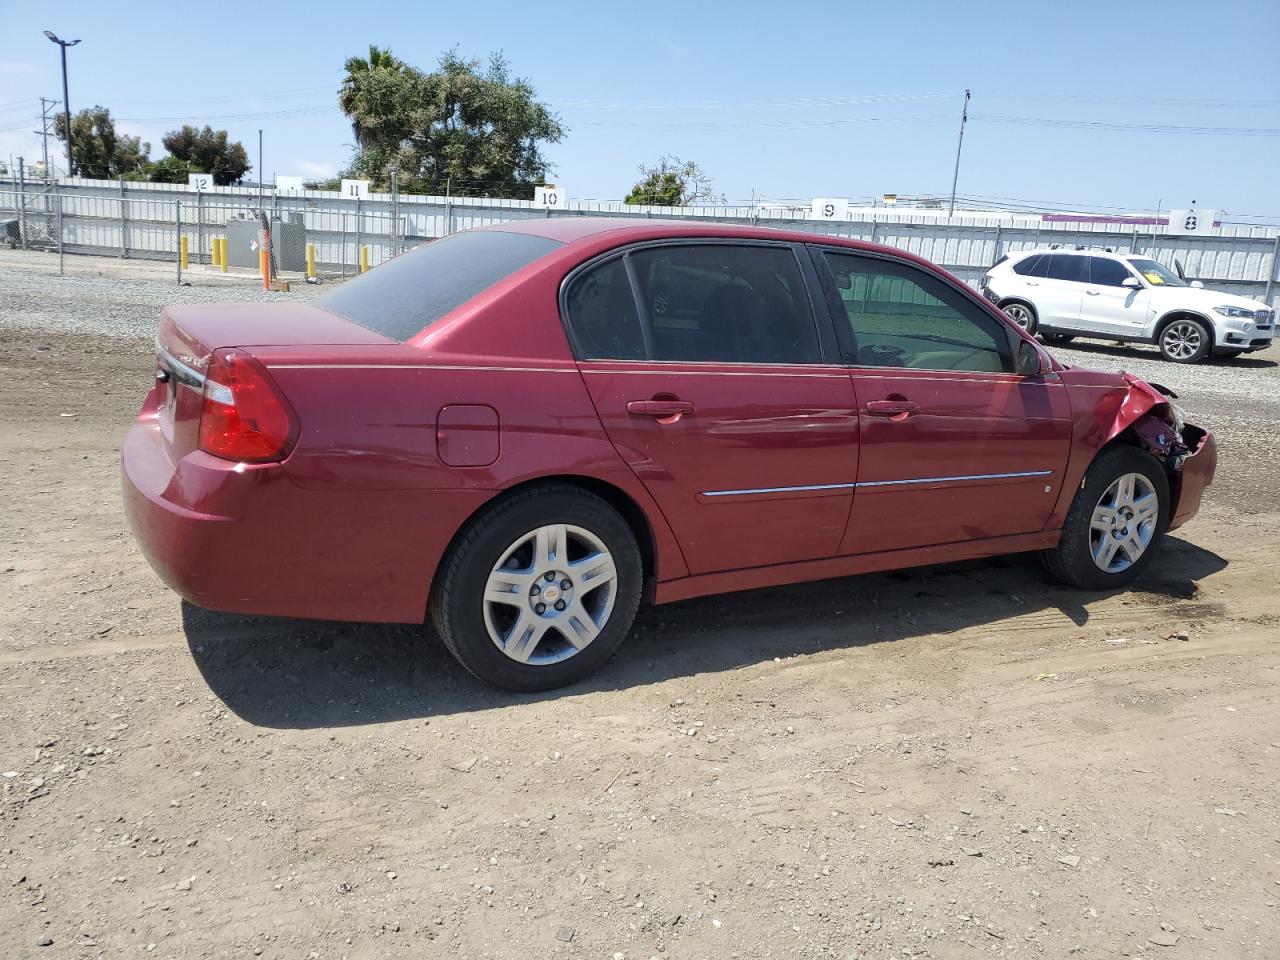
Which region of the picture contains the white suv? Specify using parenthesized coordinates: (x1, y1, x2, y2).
(982, 249, 1275, 363)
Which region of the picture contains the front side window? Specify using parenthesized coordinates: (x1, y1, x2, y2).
(565, 243, 823, 365)
(1088, 257, 1136, 287)
(1126, 258, 1187, 287)
(822, 251, 1012, 374)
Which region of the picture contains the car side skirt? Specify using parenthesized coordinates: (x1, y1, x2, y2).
(653, 529, 1060, 605)
(1038, 324, 1157, 345)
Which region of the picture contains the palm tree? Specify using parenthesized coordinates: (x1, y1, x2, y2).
(338, 45, 407, 147)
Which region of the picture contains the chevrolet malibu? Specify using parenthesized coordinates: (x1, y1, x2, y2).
(123, 219, 1217, 691)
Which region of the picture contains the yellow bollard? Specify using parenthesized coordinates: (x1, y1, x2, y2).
(218, 238, 228, 273)
(210, 237, 219, 268)
(179, 235, 189, 270)
(359, 245, 369, 273)
(306, 243, 316, 279)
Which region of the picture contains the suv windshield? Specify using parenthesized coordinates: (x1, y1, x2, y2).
(315, 230, 564, 341)
(1126, 258, 1187, 287)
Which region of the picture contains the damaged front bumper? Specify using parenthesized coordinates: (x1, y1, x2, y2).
(1125, 383, 1217, 532)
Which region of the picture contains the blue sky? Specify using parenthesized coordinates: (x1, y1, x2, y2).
(2, 0, 1277, 221)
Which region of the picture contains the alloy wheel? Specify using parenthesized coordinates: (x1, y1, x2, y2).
(1162, 322, 1202, 361)
(1003, 303, 1033, 329)
(1088, 472, 1159, 573)
(482, 523, 618, 665)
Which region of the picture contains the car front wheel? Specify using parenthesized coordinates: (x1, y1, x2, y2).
(1041, 445, 1169, 591)
(1158, 318, 1211, 363)
(431, 487, 643, 692)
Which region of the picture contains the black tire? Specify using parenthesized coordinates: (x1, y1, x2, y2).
(1041, 445, 1170, 591)
(1041, 332, 1075, 344)
(1158, 317, 1211, 363)
(430, 486, 643, 692)
(1001, 301, 1039, 335)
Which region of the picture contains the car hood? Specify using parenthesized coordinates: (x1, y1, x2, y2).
(1145, 284, 1264, 312)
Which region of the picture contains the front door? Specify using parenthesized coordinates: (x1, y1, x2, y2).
(1028, 252, 1090, 328)
(1080, 256, 1152, 337)
(814, 249, 1073, 553)
(564, 242, 859, 575)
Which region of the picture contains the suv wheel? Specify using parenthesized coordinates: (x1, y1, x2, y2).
(1001, 302, 1038, 334)
(1041, 445, 1169, 591)
(1158, 317, 1211, 363)
(431, 487, 643, 692)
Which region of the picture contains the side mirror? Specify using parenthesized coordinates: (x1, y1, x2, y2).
(1121, 276, 1142, 289)
(1015, 339, 1044, 376)
(1190, 280, 1204, 289)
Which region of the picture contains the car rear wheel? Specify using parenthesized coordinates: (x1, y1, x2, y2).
(1001, 301, 1038, 334)
(431, 487, 643, 692)
(1041, 445, 1169, 591)
(1158, 318, 1211, 363)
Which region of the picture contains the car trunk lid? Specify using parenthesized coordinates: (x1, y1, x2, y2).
(153, 303, 392, 462)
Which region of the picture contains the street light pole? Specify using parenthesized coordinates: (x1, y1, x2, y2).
(44, 31, 81, 178)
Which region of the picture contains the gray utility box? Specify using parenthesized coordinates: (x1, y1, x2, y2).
(225, 216, 306, 272)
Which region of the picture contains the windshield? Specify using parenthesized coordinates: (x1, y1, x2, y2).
(1126, 258, 1187, 287)
(315, 230, 564, 341)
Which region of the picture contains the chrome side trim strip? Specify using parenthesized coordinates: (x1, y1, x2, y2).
(701, 481, 858, 498)
(264, 363, 578, 374)
(155, 341, 206, 389)
(701, 470, 1052, 498)
(856, 470, 1052, 488)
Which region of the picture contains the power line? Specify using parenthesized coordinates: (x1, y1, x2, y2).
(973, 114, 1280, 136)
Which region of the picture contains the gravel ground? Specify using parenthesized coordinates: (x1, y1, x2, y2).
(2, 252, 1278, 959)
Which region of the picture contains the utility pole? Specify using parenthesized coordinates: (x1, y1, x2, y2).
(44, 32, 81, 177)
(34, 97, 59, 175)
(258, 129, 264, 209)
(947, 88, 971, 219)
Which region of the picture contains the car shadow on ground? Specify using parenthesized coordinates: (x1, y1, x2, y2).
(184, 535, 1227, 729)
(1049, 338, 1277, 369)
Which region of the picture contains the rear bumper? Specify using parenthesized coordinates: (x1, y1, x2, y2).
(1168, 429, 1216, 531)
(122, 411, 487, 623)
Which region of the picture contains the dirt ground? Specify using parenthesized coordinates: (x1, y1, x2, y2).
(1, 255, 1279, 959)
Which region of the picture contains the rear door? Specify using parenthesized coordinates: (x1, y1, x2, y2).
(813, 249, 1073, 553)
(1080, 256, 1152, 337)
(564, 241, 859, 576)
(1029, 253, 1089, 328)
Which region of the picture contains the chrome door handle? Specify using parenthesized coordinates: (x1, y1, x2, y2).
(1025, 281, 1040, 286)
(1085, 289, 1100, 295)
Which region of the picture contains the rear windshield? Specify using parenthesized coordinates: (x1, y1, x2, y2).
(315, 229, 563, 341)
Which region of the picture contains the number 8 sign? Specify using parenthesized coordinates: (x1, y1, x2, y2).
(1169, 208, 1215, 236)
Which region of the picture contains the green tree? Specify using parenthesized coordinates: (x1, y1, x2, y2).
(137, 155, 192, 183)
(337, 47, 565, 197)
(338, 44, 409, 148)
(625, 156, 723, 206)
(161, 125, 250, 185)
(54, 105, 150, 179)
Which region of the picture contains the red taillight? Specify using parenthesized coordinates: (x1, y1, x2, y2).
(197, 349, 298, 462)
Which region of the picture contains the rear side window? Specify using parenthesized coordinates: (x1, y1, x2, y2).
(563, 257, 646, 360)
(1012, 254, 1042, 276)
(1088, 257, 1135, 287)
(315, 230, 563, 341)
(1041, 254, 1087, 283)
(564, 243, 823, 365)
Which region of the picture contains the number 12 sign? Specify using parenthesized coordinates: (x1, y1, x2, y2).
(188, 173, 213, 191)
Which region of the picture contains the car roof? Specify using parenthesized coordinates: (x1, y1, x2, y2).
(478, 215, 878, 250)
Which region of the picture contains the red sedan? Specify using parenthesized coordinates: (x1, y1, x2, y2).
(123, 219, 1216, 690)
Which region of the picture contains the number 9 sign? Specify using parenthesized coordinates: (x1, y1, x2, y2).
(811, 198, 848, 221)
